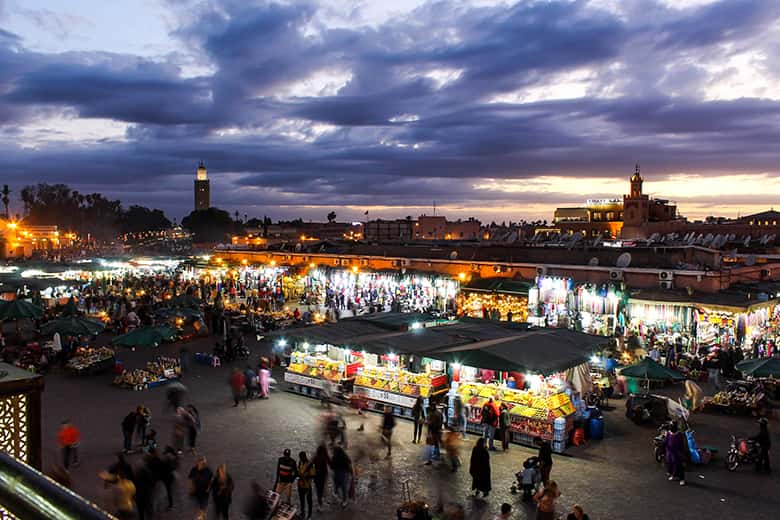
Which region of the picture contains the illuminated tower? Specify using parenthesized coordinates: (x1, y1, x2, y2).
(623, 163, 649, 227)
(194, 161, 210, 210)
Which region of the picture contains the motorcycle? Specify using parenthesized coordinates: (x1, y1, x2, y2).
(726, 435, 760, 471)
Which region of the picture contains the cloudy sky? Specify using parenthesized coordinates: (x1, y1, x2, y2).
(2, 0, 780, 223)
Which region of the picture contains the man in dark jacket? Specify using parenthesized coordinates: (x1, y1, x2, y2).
(535, 436, 553, 485)
(274, 448, 298, 503)
(121, 411, 136, 454)
(751, 418, 771, 472)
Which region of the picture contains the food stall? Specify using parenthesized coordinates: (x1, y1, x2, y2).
(113, 356, 181, 390)
(285, 349, 362, 397)
(65, 347, 116, 375)
(455, 381, 575, 452)
(353, 362, 449, 417)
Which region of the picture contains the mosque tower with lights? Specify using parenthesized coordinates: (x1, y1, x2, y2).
(194, 161, 210, 210)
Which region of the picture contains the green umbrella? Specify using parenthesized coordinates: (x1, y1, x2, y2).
(619, 357, 685, 380)
(155, 307, 202, 320)
(171, 294, 200, 309)
(0, 299, 44, 320)
(112, 325, 179, 348)
(736, 357, 780, 379)
(41, 316, 105, 337)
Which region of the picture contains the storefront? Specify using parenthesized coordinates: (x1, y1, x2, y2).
(457, 277, 530, 322)
(569, 284, 623, 336)
(528, 276, 571, 327)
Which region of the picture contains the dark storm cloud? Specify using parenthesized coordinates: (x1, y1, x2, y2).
(2, 0, 780, 220)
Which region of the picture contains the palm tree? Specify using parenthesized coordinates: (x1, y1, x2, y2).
(1, 185, 10, 219)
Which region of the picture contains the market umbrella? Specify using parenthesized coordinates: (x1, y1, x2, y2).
(619, 358, 685, 381)
(155, 307, 202, 320)
(112, 325, 179, 348)
(736, 357, 780, 379)
(0, 299, 44, 337)
(171, 294, 201, 309)
(0, 299, 44, 320)
(41, 316, 105, 337)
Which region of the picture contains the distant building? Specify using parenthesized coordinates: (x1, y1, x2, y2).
(0, 219, 67, 258)
(552, 198, 624, 238)
(621, 165, 678, 239)
(365, 219, 415, 241)
(416, 215, 481, 240)
(194, 161, 210, 211)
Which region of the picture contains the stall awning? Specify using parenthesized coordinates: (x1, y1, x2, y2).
(424, 328, 606, 375)
(462, 277, 532, 295)
(271, 313, 606, 375)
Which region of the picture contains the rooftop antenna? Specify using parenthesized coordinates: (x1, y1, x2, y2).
(433, 200, 436, 216)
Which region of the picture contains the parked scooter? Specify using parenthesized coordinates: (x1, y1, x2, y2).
(726, 435, 760, 471)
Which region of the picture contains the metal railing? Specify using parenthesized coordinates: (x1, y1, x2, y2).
(0, 452, 115, 520)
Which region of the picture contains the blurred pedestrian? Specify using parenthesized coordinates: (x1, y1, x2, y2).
(443, 428, 461, 471)
(481, 398, 499, 451)
(212, 463, 235, 520)
(453, 394, 467, 440)
(274, 448, 298, 503)
(259, 358, 271, 399)
(186, 404, 200, 453)
(329, 445, 352, 507)
(111, 472, 137, 520)
(381, 406, 396, 458)
(534, 437, 553, 485)
(495, 503, 512, 520)
(534, 481, 560, 520)
(188, 455, 213, 520)
(122, 411, 137, 454)
(134, 459, 155, 520)
(313, 444, 330, 512)
(135, 405, 151, 447)
(57, 419, 80, 469)
(499, 403, 510, 451)
(424, 405, 442, 465)
(297, 451, 315, 519)
(566, 504, 590, 520)
(411, 397, 425, 443)
(469, 437, 491, 499)
(230, 368, 246, 407)
(664, 422, 686, 485)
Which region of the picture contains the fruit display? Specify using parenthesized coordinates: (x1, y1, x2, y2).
(113, 356, 181, 390)
(457, 381, 574, 433)
(354, 366, 447, 398)
(287, 352, 349, 382)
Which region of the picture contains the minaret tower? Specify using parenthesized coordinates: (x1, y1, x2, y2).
(629, 163, 643, 198)
(194, 161, 210, 210)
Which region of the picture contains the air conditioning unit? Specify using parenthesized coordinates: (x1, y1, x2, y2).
(658, 271, 674, 281)
(471, 264, 481, 272)
(609, 270, 623, 281)
(392, 260, 401, 268)
(401, 259, 410, 266)
(536, 266, 548, 277)
(285, 255, 292, 261)
(333, 258, 340, 266)
(659, 280, 674, 289)
(340, 259, 350, 266)
(361, 258, 369, 266)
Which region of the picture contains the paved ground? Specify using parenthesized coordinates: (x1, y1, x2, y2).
(39, 335, 780, 520)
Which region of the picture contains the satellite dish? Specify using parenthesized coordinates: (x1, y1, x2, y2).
(769, 233, 777, 243)
(450, 251, 458, 260)
(616, 252, 632, 268)
(745, 255, 757, 267)
(588, 257, 600, 266)
(295, 243, 302, 251)
(728, 234, 736, 241)
(649, 233, 660, 242)
(744, 236, 751, 247)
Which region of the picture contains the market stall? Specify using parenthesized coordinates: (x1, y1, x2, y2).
(425, 325, 606, 452)
(285, 348, 362, 397)
(113, 356, 181, 390)
(65, 346, 115, 375)
(456, 277, 531, 321)
(455, 381, 575, 451)
(528, 276, 571, 327)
